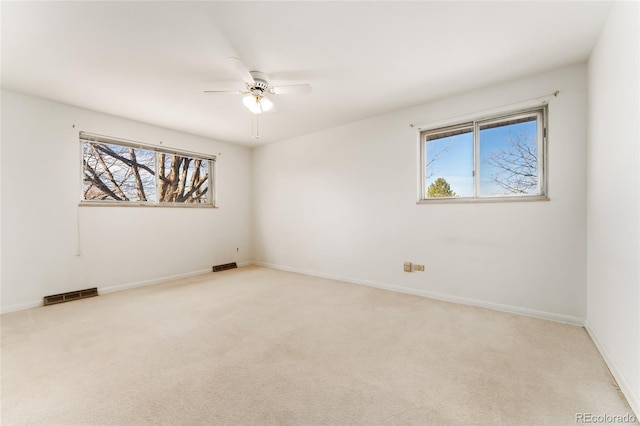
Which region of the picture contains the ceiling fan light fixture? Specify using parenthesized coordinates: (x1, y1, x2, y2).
(259, 95, 273, 112)
(243, 94, 273, 114)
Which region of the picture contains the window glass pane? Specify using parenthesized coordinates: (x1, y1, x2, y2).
(424, 128, 474, 198)
(81, 134, 215, 207)
(478, 116, 539, 197)
(157, 153, 210, 204)
(82, 141, 156, 202)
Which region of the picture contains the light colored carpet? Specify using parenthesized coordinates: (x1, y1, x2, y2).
(1, 266, 636, 425)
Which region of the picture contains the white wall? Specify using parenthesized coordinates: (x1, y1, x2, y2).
(1, 90, 252, 312)
(253, 64, 588, 324)
(587, 1, 640, 417)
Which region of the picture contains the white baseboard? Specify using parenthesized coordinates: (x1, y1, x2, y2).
(98, 261, 253, 295)
(98, 268, 213, 295)
(1, 299, 43, 314)
(253, 261, 585, 326)
(0, 265, 244, 314)
(3, 261, 584, 328)
(585, 321, 640, 419)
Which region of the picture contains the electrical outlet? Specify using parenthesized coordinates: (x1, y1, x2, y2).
(404, 262, 412, 272)
(415, 264, 425, 271)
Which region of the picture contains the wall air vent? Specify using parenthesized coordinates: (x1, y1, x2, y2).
(212, 262, 238, 272)
(44, 288, 98, 306)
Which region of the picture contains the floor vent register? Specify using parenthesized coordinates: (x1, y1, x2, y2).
(212, 262, 238, 272)
(44, 288, 99, 306)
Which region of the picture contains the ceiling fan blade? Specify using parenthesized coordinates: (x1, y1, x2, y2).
(271, 84, 312, 95)
(228, 57, 255, 85)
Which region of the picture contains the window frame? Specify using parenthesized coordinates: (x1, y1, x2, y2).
(79, 132, 217, 208)
(418, 106, 548, 203)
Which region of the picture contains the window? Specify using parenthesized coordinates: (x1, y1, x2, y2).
(420, 107, 547, 202)
(81, 133, 215, 207)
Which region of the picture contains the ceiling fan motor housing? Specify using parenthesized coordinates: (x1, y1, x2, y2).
(251, 79, 269, 95)
(248, 71, 270, 95)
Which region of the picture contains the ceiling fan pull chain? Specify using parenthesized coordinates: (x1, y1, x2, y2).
(251, 114, 261, 140)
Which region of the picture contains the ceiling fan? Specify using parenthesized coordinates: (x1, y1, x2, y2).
(204, 57, 312, 114)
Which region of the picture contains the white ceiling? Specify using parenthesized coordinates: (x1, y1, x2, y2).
(1, 1, 612, 146)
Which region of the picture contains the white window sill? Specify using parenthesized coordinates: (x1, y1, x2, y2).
(417, 195, 550, 204)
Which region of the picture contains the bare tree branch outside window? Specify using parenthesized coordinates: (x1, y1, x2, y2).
(425, 137, 454, 180)
(82, 139, 212, 205)
(484, 131, 538, 195)
(157, 153, 209, 203)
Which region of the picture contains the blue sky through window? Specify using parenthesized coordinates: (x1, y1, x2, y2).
(425, 131, 474, 197)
